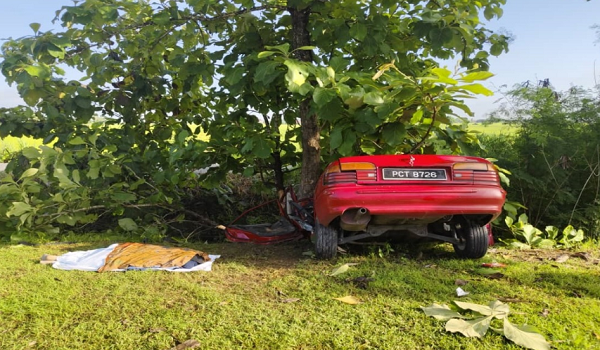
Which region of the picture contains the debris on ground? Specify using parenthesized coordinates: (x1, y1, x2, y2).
(41, 243, 219, 272)
(482, 262, 507, 268)
(456, 287, 470, 297)
(454, 279, 468, 286)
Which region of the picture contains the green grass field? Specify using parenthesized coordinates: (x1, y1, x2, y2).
(1, 240, 599, 349)
(468, 122, 518, 135)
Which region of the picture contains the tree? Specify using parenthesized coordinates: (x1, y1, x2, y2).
(0, 0, 509, 238)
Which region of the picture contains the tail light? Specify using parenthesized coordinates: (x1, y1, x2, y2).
(453, 162, 500, 185)
(324, 162, 376, 185)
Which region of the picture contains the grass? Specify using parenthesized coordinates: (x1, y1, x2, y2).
(468, 122, 518, 135)
(0, 136, 43, 162)
(1, 240, 599, 349)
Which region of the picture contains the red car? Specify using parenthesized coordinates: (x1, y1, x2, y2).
(313, 155, 506, 259)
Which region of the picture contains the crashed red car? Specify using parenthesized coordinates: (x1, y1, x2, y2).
(313, 154, 506, 259)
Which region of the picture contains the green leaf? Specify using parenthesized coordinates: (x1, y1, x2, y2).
(252, 137, 271, 159)
(118, 218, 138, 232)
(329, 263, 357, 276)
(445, 316, 493, 338)
(19, 168, 39, 180)
(296, 46, 316, 51)
(111, 191, 137, 202)
(503, 319, 550, 350)
(257, 51, 276, 58)
(453, 301, 493, 316)
(24, 65, 47, 78)
(490, 43, 503, 56)
(224, 66, 245, 85)
(264, 43, 290, 55)
(69, 136, 86, 145)
(421, 303, 464, 321)
(330, 127, 343, 149)
(254, 61, 281, 85)
(382, 123, 406, 147)
(284, 60, 309, 87)
(29, 22, 41, 34)
(460, 71, 494, 83)
(7, 202, 32, 217)
(350, 23, 367, 41)
(458, 83, 493, 96)
(545, 226, 559, 240)
(363, 91, 384, 106)
(313, 87, 337, 107)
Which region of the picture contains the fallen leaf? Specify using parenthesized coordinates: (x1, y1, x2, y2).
(424, 264, 437, 268)
(503, 319, 550, 350)
(421, 303, 464, 321)
(593, 331, 600, 340)
(281, 298, 300, 303)
(149, 327, 165, 333)
(534, 277, 544, 283)
(453, 300, 509, 318)
(539, 309, 550, 318)
(334, 295, 361, 304)
(169, 339, 201, 350)
(455, 279, 468, 286)
(445, 316, 493, 338)
(555, 254, 570, 263)
(329, 263, 358, 276)
(302, 251, 314, 256)
(218, 301, 228, 306)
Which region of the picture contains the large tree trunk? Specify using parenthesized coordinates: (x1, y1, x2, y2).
(290, 6, 321, 199)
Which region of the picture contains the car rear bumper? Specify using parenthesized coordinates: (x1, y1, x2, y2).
(314, 184, 506, 227)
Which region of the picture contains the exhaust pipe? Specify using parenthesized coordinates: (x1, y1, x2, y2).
(340, 208, 371, 231)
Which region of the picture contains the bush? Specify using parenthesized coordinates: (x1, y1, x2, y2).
(478, 84, 600, 239)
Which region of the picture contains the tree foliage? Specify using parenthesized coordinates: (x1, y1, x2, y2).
(480, 83, 600, 238)
(0, 0, 509, 240)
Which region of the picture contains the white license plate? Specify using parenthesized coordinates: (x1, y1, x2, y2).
(382, 168, 447, 180)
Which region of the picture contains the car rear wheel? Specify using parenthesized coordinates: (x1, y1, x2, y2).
(452, 219, 489, 259)
(314, 218, 338, 260)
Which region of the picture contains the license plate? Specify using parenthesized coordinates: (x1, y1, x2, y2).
(382, 168, 447, 180)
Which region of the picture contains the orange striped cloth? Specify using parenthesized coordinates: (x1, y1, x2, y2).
(98, 243, 210, 272)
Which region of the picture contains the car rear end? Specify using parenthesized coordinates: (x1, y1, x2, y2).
(314, 154, 506, 229)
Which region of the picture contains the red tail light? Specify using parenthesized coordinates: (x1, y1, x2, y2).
(453, 162, 500, 185)
(324, 162, 376, 185)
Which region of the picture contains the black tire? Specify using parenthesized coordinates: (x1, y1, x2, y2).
(314, 218, 339, 260)
(452, 219, 489, 259)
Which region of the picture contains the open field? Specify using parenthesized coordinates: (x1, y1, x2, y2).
(1, 240, 599, 350)
(468, 122, 518, 135)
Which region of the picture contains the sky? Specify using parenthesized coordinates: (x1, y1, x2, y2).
(0, 0, 599, 118)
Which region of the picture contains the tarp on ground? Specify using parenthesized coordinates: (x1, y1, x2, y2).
(52, 243, 219, 272)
